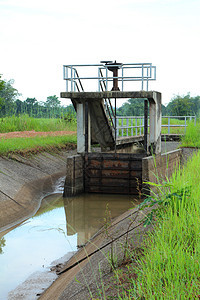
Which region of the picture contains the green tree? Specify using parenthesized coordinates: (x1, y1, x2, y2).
(0, 78, 20, 117)
(0, 74, 5, 112)
(117, 98, 167, 116)
(117, 98, 145, 116)
(62, 104, 76, 122)
(0, 74, 5, 91)
(166, 94, 200, 116)
(24, 97, 38, 116)
(46, 95, 61, 118)
(15, 99, 24, 115)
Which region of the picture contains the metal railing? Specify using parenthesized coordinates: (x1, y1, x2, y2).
(116, 116, 144, 138)
(63, 63, 156, 92)
(162, 116, 196, 134)
(116, 116, 196, 138)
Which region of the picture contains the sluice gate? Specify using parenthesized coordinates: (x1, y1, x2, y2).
(61, 61, 165, 197)
(84, 153, 146, 195)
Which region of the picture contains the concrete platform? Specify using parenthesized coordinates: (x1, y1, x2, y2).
(61, 90, 161, 101)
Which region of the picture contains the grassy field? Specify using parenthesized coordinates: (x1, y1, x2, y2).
(0, 115, 77, 156)
(0, 135, 77, 156)
(0, 115, 77, 133)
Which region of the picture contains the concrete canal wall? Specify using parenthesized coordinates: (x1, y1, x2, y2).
(0, 150, 76, 231)
(142, 149, 182, 194)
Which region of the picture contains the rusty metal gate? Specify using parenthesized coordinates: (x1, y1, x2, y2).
(84, 153, 146, 195)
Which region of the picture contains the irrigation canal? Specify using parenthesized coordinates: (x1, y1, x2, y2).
(0, 177, 138, 299)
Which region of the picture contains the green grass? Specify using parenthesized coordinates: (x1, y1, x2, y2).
(181, 121, 200, 147)
(0, 135, 77, 156)
(0, 115, 77, 133)
(113, 152, 200, 299)
(0, 115, 77, 156)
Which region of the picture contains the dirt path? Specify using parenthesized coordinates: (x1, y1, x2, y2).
(0, 130, 76, 139)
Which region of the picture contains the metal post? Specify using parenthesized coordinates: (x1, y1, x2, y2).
(71, 67, 73, 92)
(117, 118, 119, 138)
(142, 65, 144, 90)
(168, 117, 170, 134)
(146, 66, 149, 91)
(106, 67, 108, 91)
(185, 116, 187, 133)
(85, 101, 88, 153)
(74, 69, 76, 92)
(98, 68, 100, 92)
(121, 66, 124, 91)
(144, 100, 148, 152)
(136, 118, 137, 136)
(131, 118, 133, 136)
(115, 98, 117, 154)
(66, 67, 68, 92)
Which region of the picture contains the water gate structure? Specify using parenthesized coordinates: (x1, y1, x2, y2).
(61, 62, 179, 196)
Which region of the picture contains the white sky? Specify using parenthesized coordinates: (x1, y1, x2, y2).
(0, 0, 200, 106)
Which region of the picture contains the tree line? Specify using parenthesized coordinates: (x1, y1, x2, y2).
(1, 75, 199, 119)
(117, 95, 200, 117)
(0, 75, 75, 120)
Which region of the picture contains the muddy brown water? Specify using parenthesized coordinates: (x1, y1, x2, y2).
(0, 182, 138, 300)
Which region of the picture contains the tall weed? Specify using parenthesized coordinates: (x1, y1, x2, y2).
(130, 152, 200, 299)
(181, 121, 200, 147)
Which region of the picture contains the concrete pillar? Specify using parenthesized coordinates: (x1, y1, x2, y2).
(63, 155, 84, 197)
(148, 92, 162, 154)
(77, 102, 91, 153)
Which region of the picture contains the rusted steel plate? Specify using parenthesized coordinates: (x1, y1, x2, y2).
(85, 169, 129, 178)
(85, 178, 129, 187)
(84, 153, 143, 195)
(85, 159, 102, 169)
(86, 160, 142, 171)
(85, 169, 142, 179)
(85, 177, 141, 186)
(85, 185, 141, 195)
(85, 153, 146, 160)
(103, 160, 129, 169)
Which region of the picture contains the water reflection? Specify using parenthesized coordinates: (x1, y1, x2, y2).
(0, 192, 137, 299)
(64, 193, 136, 246)
(0, 195, 74, 300)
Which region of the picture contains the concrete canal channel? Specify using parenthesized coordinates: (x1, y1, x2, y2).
(0, 150, 138, 299)
(0, 141, 182, 299)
